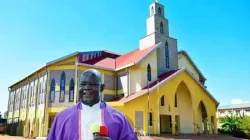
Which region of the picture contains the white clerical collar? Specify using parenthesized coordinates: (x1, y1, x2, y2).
(81, 101, 100, 111)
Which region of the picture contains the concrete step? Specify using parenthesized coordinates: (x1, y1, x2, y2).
(35, 137, 47, 140)
(137, 136, 154, 140)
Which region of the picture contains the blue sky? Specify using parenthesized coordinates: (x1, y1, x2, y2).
(0, 0, 250, 113)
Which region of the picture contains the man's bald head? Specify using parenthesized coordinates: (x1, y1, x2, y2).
(80, 69, 102, 85)
(79, 69, 105, 106)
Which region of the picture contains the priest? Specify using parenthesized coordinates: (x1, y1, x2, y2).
(47, 69, 138, 140)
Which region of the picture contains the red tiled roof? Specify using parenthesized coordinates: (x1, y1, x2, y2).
(142, 69, 180, 89)
(83, 56, 116, 69)
(115, 45, 156, 69)
(118, 69, 181, 102)
(82, 45, 157, 70)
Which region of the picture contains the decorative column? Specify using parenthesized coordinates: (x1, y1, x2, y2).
(171, 114, 176, 135)
(193, 110, 198, 134)
(214, 117, 218, 134)
(208, 116, 213, 134)
(204, 118, 208, 134)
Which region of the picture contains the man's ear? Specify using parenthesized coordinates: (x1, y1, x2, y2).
(100, 84, 105, 92)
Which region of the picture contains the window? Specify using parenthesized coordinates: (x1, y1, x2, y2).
(151, 6, 154, 15)
(236, 110, 240, 115)
(160, 22, 164, 34)
(165, 41, 169, 68)
(158, 7, 162, 15)
(147, 64, 151, 81)
(149, 113, 153, 126)
(160, 95, 164, 106)
(38, 93, 40, 105)
(50, 79, 55, 101)
(69, 78, 75, 102)
(60, 72, 66, 101)
(175, 94, 177, 107)
(170, 116, 172, 128)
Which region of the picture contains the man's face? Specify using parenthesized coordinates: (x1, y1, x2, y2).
(79, 72, 104, 106)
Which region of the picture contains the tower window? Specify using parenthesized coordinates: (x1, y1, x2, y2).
(147, 64, 151, 81)
(151, 6, 154, 15)
(158, 7, 162, 15)
(160, 22, 164, 34)
(165, 41, 169, 68)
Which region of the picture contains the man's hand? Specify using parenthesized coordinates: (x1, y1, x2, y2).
(93, 136, 111, 140)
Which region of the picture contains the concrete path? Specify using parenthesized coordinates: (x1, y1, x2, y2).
(0, 134, 246, 140)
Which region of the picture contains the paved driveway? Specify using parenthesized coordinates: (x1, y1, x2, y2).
(0, 134, 245, 140)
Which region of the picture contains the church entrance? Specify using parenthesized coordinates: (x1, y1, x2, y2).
(160, 115, 172, 134)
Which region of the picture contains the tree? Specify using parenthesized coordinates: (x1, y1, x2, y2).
(0, 111, 2, 119)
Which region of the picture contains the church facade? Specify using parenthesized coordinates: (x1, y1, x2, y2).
(6, 1, 219, 138)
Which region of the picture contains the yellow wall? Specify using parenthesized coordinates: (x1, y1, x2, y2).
(139, 51, 158, 89)
(14, 111, 19, 118)
(130, 66, 141, 94)
(176, 83, 194, 133)
(129, 51, 158, 94)
(20, 109, 27, 121)
(114, 70, 217, 135)
(178, 54, 199, 80)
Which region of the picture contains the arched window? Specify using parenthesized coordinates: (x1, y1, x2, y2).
(158, 7, 162, 15)
(160, 95, 164, 106)
(147, 64, 151, 81)
(50, 79, 55, 101)
(160, 22, 164, 34)
(151, 6, 154, 15)
(69, 78, 75, 102)
(60, 72, 66, 101)
(175, 94, 177, 107)
(165, 41, 169, 68)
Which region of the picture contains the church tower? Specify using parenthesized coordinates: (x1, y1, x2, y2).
(139, 0, 178, 76)
(147, 1, 169, 37)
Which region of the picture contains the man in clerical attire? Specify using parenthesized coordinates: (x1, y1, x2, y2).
(47, 69, 138, 140)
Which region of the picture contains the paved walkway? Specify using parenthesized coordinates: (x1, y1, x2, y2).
(0, 134, 245, 140)
(142, 134, 245, 140)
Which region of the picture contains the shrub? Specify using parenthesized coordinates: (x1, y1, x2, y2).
(220, 114, 250, 139)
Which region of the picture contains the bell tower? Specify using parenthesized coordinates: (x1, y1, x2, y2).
(139, 0, 170, 50)
(139, 0, 178, 76)
(146, 1, 169, 36)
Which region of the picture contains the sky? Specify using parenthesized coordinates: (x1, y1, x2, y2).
(0, 0, 250, 113)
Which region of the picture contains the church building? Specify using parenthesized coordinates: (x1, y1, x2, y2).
(6, 1, 219, 138)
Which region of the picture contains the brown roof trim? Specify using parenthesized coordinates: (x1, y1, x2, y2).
(122, 67, 219, 105)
